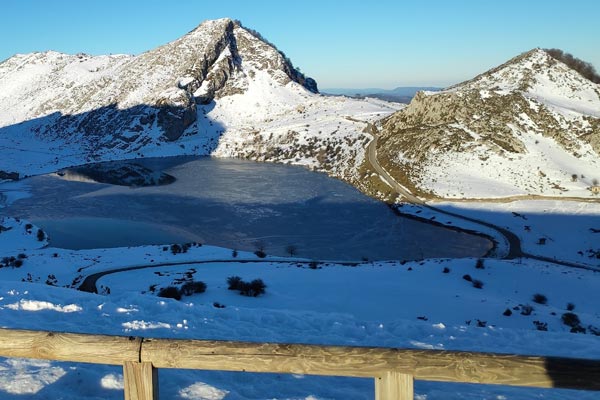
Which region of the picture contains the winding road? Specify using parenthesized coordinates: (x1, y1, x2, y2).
(78, 259, 359, 293)
(364, 123, 598, 271)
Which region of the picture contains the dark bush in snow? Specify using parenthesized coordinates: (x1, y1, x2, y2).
(1, 256, 24, 268)
(248, 279, 266, 297)
(37, 229, 45, 241)
(532, 293, 548, 305)
(566, 302, 575, 311)
(533, 320, 548, 331)
(561, 312, 581, 328)
(462, 274, 472, 282)
(570, 325, 586, 334)
(503, 308, 512, 316)
(227, 276, 243, 291)
(472, 279, 484, 289)
(181, 281, 206, 296)
(158, 286, 182, 300)
(227, 277, 267, 297)
(46, 274, 57, 286)
(475, 259, 485, 269)
(521, 304, 534, 316)
(442, 267, 450, 273)
(239, 279, 267, 297)
(254, 250, 267, 258)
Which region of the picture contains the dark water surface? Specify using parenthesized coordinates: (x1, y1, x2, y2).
(1, 157, 491, 260)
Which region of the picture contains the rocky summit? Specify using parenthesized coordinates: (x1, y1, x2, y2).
(376, 49, 600, 199)
(0, 19, 315, 147)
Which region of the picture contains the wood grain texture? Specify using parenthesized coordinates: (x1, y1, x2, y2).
(140, 338, 600, 391)
(375, 372, 414, 400)
(0, 328, 599, 393)
(0, 328, 140, 365)
(123, 362, 158, 400)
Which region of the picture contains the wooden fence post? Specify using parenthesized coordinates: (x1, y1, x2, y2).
(375, 371, 413, 400)
(123, 361, 158, 400)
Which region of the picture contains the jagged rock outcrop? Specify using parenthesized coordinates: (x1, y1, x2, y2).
(377, 49, 600, 198)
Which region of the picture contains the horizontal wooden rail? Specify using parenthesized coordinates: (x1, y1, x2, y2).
(0, 328, 599, 400)
(0, 328, 141, 365)
(140, 338, 600, 391)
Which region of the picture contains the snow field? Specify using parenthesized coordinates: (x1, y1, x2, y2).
(0, 256, 599, 399)
(425, 200, 600, 267)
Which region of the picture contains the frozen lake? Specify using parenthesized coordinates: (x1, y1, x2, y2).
(1, 157, 492, 260)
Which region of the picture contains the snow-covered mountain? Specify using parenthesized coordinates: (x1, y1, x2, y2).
(377, 49, 600, 199)
(0, 18, 398, 179)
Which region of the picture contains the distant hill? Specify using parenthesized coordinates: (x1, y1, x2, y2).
(322, 87, 441, 103)
(375, 49, 600, 199)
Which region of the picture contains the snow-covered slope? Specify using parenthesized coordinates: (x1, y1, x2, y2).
(378, 49, 600, 199)
(0, 217, 48, 253)
(0, 224, 599, 399)
(0, 18, 399, 181)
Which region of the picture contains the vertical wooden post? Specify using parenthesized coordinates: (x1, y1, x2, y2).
(375, 371, 413, 400)
(123, 361, 158, 400)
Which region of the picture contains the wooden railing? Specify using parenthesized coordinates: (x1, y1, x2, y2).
(0, 328, 599, 399)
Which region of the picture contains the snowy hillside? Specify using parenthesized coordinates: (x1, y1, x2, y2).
(0, 218, 599, 399)
(0, 18, 399, 182)
(378, 49, 600, 199)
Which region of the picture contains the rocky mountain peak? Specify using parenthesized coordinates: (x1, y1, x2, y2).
(377, 49, 600, 199)
(446, 48, 600, 111)
(0, 18, 319, 156)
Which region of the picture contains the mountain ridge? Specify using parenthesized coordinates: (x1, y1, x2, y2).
(374, 48, 600, 199)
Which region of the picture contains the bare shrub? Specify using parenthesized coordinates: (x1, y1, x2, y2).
(561, 312, 581, 328)
(158, 286, 182, 300)
(532, 293, 548, 305)
(521, 305, 534, 316)
(181, 281, 207, 296)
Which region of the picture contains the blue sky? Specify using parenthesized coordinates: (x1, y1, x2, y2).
(1, 0, 598, 88)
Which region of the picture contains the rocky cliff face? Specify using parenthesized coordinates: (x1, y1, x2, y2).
(377, 49, 600, 198)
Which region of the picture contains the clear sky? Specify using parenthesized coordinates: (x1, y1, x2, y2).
(1, 0, 598, 89)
